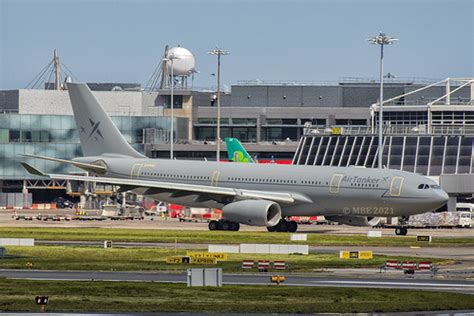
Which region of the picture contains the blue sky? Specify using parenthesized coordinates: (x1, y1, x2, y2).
(0, 0, 472, 90)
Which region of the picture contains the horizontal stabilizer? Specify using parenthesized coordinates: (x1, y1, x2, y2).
(21, 154, 106, 174)
(20, 162, 47, 177)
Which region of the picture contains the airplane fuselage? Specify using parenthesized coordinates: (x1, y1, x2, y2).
(79, 155, 448, 218)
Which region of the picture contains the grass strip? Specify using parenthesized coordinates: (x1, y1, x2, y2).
(0, 227, 472, 247)
(1, 246, 451, 272)
(0, 279, 473, 313)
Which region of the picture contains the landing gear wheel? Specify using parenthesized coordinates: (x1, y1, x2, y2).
(231, 223, 240, 231)
(287, 221, 298, 233)
(267, 226, 276, 232)
(209, 220, 219, 231)
(222, 221, 230, 231)
(395, 227, 408, 236)
(269, 219, 293, 232)
(276, 220, 288, 232)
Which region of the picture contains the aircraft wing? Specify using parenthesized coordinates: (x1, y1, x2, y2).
(21, 162, 312, 205)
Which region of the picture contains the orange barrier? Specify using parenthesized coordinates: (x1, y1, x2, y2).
(273, 261, 288, 270)
(257, 260, 270, 272)
(242, 260, 254, 269)
(382, 260, 435, 274)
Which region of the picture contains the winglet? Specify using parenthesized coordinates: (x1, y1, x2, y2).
(20, 162, 48, 177)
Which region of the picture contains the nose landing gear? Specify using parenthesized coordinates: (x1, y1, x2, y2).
(395, 226, 408, 235)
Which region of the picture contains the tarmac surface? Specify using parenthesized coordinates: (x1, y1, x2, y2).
(2, 269, 474, 294)
(2, 211, 474, 237)
(2, 210, 474, 297)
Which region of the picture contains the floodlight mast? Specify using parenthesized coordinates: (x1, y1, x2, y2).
(208, 48, 230, 162)
(367, 32, 398, 169)
(163, 54, 178, 160)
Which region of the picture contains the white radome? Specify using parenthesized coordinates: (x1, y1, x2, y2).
(166, 46, 196, 76)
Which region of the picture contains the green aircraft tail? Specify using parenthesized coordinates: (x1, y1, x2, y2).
(225, 138, 254, 163)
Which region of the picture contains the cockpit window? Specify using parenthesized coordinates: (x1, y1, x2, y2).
(417, 184, 440, 189)
(418, 184, 431, 189)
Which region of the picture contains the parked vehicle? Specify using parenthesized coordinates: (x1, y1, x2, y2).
(407, 211, 472, 228)
(54, 197, 74, 209)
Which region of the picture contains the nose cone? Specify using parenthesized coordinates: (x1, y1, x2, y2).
(425, 189, 449, 212)
(436, 189, 449, 205)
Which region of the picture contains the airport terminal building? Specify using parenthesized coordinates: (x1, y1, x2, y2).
(0, 78, 473, 208)
(0, 84, 187, 196)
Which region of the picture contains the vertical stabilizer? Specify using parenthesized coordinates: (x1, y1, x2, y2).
(67, 82, 144, 158)
(225, 138, 254, 163)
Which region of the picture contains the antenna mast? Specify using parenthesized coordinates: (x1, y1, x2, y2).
(53, 49, 61, 90)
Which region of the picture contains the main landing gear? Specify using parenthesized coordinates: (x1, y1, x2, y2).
(267, 219, 298, 233)
(208, 220, 240, 231)
(395, 226, 408, 236)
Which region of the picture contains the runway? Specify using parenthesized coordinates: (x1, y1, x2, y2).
(2, 269, 473, 294)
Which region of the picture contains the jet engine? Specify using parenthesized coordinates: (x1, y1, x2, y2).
(325, 216, 381, 227)
(221, 200, 282, 227)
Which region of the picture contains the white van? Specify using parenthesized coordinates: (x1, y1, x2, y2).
(456, 203, 473, 228)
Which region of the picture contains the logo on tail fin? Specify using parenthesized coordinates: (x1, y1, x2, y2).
(81, 118, 104, 141)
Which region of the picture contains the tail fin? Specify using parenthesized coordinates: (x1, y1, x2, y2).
(225, 138, 254, 163)
(67, 82, 144, 158)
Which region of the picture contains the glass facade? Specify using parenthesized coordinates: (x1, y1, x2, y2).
(195, 127, 257, 142)
(194, 118, 257, 142)
(293, 134, 474, 176)
(0, 114, 175, 180)
(377, 110, 474, 130)
(162, 95, 183, 108)
(194, 117, 368, 142)
(377, 111, 428, 126)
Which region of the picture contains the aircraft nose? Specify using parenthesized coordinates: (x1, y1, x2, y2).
(436, 189, 449, 205)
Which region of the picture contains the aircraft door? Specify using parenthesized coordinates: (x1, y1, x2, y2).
(130, 163, 143, 179)
(211, 171, 220, 186)
(329, 174, 343, 193)
(389, 176, 404, 196)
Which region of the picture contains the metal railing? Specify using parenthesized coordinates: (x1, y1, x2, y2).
(303, 125, 474, 136)
(236, 79, 338, 86)
(236, 77, 442, 86)
(339, 76, 440, 85)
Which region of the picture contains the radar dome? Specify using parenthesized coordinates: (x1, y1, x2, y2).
(166, 46, 196, 76)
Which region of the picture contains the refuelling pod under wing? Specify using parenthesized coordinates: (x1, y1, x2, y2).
(221, 200, 282, 227)
(325, 215, 381, 227)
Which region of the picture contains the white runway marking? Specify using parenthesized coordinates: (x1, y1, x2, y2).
(313, 280, 474, 287)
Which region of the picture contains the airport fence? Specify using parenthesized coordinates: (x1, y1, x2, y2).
(0, 193, 32, 209)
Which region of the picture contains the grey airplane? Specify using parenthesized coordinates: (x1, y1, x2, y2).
(22, 83, 449, 235)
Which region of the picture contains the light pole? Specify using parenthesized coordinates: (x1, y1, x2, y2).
(208, 47, 229, 162)
(163, 55, 177, 159)
(367, 32, 398, 169)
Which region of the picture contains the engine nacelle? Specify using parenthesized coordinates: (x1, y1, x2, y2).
(325, 215, 381, 227)
(221, 200, 282, 227)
